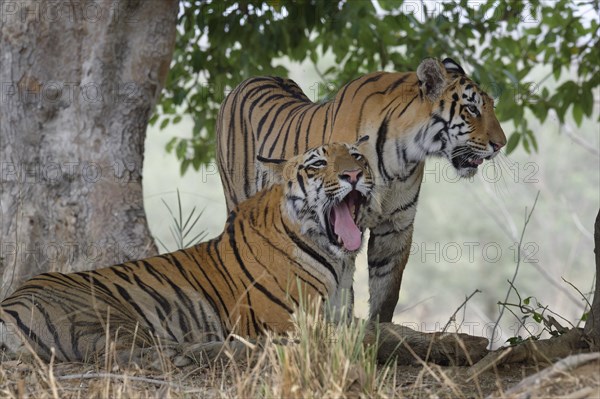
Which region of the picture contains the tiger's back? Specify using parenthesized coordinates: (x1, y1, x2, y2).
(217, 73, 399, 209)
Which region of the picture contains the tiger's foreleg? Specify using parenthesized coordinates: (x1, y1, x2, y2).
(170, 337, 286, 368)
(367, 223, 414, 322)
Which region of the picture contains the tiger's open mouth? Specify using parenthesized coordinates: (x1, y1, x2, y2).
(451, 147, 485, 175)
(326, 190, 367, 252)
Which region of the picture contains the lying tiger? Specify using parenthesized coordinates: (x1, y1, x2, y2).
(0, 141, 372, 364)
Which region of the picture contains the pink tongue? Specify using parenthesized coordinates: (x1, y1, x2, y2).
(471, 158, 483, 165)
(333, 201, 362, 251)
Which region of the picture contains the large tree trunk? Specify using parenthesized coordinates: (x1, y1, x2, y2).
(584, 210, 600, 348)
(0, 0, 178, 299)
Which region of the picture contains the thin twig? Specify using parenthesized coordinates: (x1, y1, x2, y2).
(497, 301, 537, 339)
(313, 63, 326, 83)
(562, 276, 594, 312)
(490, 191, 540, 348)
(559, 119, 600, 157)
(562, 276, 595, 329)
(541, 304, 575, 330)
(571, 212, 595, 242)
(477, 183, 582, 306)
(442, 289, 481, 332)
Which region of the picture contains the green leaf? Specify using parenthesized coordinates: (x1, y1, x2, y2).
(165, 137, 177, 153)
(523, 296, 531, 305)
(191, 48, 203, 71)
(506, 336, 523, 346)
(505, 132, 521, 154)
(522, 135, 531, 154)
(552, 60, 562, 80)
(528, 129, 539, 152)
(581, 86, 594, 117)
(176, 140, 188, 160)
(193, 120, 202, 136)
(180, 159, 190, 175)
(309, 49, 318, 64)
(377, 0, 398, 10)
(581, 311, 589, 322)
(530, 103, 549, 124)
(148, 113, 159, 126)
(532, 312, 543, 323)
(159, 118, 170, 130)
(572, 103, 583, 127)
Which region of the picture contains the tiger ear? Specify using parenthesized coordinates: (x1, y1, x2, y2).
(442, 58, 466, 75)
(256, 155, 291, 182)
(416, 58, 448, 101)
(352, 135, 370, 152)
(355, 135, 370, 146)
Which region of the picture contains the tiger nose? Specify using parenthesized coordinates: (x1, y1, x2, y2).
(490, 141, 504, 152)
(339, 169, 362, 185)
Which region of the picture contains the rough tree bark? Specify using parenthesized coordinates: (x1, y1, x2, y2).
(0, 0, 178, 298)
(584, 209, 600, 348)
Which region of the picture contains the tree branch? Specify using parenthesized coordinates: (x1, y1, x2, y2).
(560, 119, 600, 158)
(442, 289, 481, 332)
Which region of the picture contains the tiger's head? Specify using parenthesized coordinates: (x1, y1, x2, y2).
(259, 139, 373, 255)
(415, 57, 506, 177)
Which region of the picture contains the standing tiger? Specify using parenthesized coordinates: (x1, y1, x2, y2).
(0, 142, 373, 363)
(216, 57, 507, 322)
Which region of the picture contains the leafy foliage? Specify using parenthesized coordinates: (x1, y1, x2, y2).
(153, 0, 599, 173)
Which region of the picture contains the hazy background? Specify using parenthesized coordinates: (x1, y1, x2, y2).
(143, 57, 599, 348)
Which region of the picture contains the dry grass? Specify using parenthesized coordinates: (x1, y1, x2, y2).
(0, 300, 394, 398)
(227, 302, 394, 398)
(1, 302, 598, 398)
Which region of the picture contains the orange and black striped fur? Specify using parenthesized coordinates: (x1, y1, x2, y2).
(0, 142, 372, 363)
(216, 58, 507, 322)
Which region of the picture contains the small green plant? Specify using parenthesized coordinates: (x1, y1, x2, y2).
(561, 276, 594, 329)
(499, 277, 592, 346)
(490, 192, 540, 347)
(500, 282, 573, 346)
(154, 189, 207, 252)
(498, 278, 591, 345)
